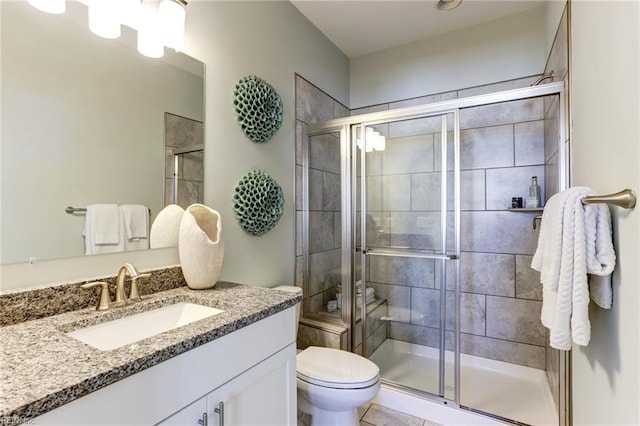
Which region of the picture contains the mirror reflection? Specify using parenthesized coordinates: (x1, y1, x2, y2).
(0, 1, 205, 265)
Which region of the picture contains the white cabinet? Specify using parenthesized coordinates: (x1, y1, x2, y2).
(206, 349, 293, 426)
(158, 346, 294, 426)
(157, 397, 206, 426)
(35, 308, 296, 425)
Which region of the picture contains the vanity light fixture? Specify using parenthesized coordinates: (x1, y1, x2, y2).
(27, 0, 66, 14)
(159, 0, 187, 51)
(368, 128, 386, 152)
(137, 0, 188, 58)
(436, 0, 462, 11)
(137, 1, 165, 58)
(27, 0, 188, 59)
(357, 128, 386, 152)
(88, 0, 122, 39)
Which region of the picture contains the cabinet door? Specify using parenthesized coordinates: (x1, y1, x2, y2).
(156, 396, 207, 426)
(207, 345, 296, 426)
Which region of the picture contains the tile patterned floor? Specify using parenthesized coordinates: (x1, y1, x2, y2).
(359, 403, 443, 426)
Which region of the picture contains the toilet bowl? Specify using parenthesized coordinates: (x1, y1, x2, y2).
(273, 286, 381, 426)
(297, 346, 380, 426)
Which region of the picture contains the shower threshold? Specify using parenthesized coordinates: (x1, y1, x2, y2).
(369, 339, 557, 426)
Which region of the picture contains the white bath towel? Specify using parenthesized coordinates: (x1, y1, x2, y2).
(150, 204, 185, 248)
(356, 287, 375, 297)
(531, 187, 615, 350)
(84, 204, 123, 255)
(120, 205, 150, 251)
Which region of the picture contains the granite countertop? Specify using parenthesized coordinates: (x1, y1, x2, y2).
(0, 282, 300, 420)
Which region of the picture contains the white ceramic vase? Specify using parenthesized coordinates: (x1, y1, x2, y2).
(178, 204, 224, 290)
(150, 204, 185, 249)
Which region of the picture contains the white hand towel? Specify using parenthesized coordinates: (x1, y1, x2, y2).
(120, 204, 149, 240)
(150, 204, 185, 248)
(120, 205, 150, 251)
(84, 204, 123, 255)
(531, 187, 616, 350)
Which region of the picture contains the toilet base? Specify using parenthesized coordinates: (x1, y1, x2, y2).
(298, 396, 359, 426)
(311, 408, 359, 426)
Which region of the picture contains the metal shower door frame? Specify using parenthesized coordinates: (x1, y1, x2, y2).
(305, 81, 566, 415)
(354, 110, 461, 404)
(171, 143, 204, 204)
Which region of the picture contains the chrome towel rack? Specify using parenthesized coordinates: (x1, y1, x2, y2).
(65, 206, 152, 215)
(532, 188, 636, 230)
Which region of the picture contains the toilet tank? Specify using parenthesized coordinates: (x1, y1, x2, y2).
(273, 285, 302, 337)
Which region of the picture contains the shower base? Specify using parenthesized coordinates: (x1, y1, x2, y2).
(369, 339, 558, 426)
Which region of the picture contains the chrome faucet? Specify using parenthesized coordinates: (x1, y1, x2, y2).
(81, 263, 151, 311)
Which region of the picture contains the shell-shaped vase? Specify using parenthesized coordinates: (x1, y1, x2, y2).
(178, 204, 224, 290)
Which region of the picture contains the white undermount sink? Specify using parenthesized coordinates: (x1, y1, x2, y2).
(66, 302, 224, 351)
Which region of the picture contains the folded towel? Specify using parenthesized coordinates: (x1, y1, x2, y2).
(356, 287, 375, 297)
(150, 204, 185, 248)
(531, 187, 615, 350)
(84, 204, 123, 255)
(356, 295, 375, 307)
(120, 204, 149, 240)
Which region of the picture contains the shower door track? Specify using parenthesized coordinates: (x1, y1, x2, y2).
(307, 81, 564, 137)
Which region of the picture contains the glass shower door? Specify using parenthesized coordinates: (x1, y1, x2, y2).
(356, 112, 461, 402)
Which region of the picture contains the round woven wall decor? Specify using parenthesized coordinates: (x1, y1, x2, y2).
(233, 75, 283, 143)
(233, 170, 284, 236)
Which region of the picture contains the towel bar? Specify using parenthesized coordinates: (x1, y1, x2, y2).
(532, 189, 635, 231)
(582, 189, 636, 209)
(65, 206, 152, 215)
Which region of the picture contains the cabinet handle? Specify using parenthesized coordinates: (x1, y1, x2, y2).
(214, 402, 224, 426)
(197, 412, 208, 426)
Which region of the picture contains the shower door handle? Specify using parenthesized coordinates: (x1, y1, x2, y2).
(363, 248, 458, 260)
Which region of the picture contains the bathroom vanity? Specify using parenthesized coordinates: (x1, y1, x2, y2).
(0, 283, 299, 425)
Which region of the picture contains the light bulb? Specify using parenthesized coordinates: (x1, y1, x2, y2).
(365, 128, 386, 152)
(27, 0, 66, 14)
(88, 0, 121, 39)
(158, 0, 186, 51)
(137, 2, 164, 58)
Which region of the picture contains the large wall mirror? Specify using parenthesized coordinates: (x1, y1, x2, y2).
(1, 1, 205, 265)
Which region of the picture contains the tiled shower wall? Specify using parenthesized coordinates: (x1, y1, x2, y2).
(164, 112, 204, 208)
(357, 77, 550, 370)
(295, 75, 349, 315)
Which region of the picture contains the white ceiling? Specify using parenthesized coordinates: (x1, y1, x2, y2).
(291, 0, 546, 58)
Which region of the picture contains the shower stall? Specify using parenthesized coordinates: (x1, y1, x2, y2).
(297, 78, 568, 425)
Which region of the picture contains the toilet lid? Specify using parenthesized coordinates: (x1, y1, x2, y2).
(297, 347, 380, 389)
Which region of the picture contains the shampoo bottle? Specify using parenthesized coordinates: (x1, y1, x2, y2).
(528, 176, 541, 208)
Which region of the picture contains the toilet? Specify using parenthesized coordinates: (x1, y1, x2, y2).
(274, 286, 381, 426)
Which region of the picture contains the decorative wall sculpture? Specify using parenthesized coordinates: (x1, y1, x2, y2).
(233, 170, 284, 236)
(233, 75, 283, 143)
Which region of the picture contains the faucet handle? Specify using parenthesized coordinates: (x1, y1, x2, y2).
(129, 272, 151, 302)
(81, 281, 111, 311)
